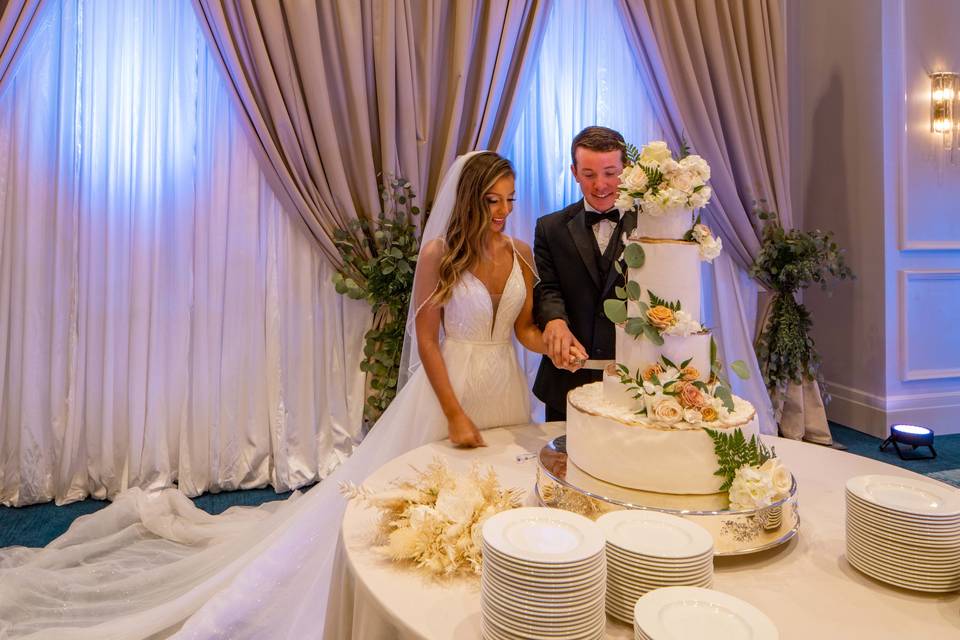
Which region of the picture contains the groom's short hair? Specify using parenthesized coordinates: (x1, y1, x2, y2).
(571, 126, 626, 166)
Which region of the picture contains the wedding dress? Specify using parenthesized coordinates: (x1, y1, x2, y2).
(0, 154, 533, 639)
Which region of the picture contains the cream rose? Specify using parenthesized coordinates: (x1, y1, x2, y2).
(638, 140, 672, 166)
(689, 185, 712, 209)
(662, 310, 702, 337)
(728, 465, 777, 511)
(667, 168, 697, 193)
(652, 398, 683, 423)
(646, 305, 675, 330)
(691, 223, 712, 243)
(698, 235, 722, 262)
(615, 191, 636, 212)
(621, 165, 649, 192)
(759, 458, 793, 497)
(682, 407, 703, 424)
(679, 154, 711, 181)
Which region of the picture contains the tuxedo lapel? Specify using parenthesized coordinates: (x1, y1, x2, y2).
(566, 203, 602, 289)
(600, 209, 638, 298)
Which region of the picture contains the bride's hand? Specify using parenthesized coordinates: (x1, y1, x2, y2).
(448, 413, 486, 448)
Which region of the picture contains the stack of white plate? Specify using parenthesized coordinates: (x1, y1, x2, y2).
(596, 510, 714, 624)
(845, 474, 960, 592)
(633, 587, 779, 639)
(480, 507, 607, 640)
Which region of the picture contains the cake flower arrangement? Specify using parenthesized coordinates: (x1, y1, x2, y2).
(340, 457, 523, 576)
(703, 428, 793, 511)
(613, 338, 750, 429)
(614, 140, 722, 261)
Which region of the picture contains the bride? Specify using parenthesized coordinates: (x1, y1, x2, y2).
(0, 151, 584, 639)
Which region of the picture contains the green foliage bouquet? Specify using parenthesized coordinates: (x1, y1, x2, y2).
(750, 205, 854, 415)
(333, 178, 420, 424)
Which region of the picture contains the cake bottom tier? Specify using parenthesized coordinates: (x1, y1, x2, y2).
(566, 383, 759, 495)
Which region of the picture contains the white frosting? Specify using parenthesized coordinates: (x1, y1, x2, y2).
(625, 240, 701, 321)
(634, 206, 694, 239)
(615, 330, 712, 383)
(567, 382, 759, 494)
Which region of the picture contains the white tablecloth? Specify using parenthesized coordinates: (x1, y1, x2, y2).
(325, 423, 960, 639)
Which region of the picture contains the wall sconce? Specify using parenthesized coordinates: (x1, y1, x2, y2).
(930, 71, 959, 157)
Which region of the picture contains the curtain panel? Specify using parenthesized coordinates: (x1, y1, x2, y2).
(191, 0, 552, 267)
(0, 0, 368, 506)
(0, 0, 46, 91)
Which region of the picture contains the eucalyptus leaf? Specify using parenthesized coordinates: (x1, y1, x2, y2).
(604, 299, 628, 324)
(625, 318, 646, 337)
(625, 281, 642, 301)
(730, 360, 751, 380)
(642, 323, 664, 345)
(623, 243, 645, 269)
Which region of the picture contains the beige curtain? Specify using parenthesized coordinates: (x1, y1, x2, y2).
(617, 0, 830, 442)
(192, 0, 552, 266)
(0, 0, 47, 91)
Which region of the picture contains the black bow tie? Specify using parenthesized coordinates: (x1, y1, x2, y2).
(585, 209, 619, 227)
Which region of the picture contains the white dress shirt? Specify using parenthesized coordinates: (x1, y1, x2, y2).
(583, 200, 623, 254)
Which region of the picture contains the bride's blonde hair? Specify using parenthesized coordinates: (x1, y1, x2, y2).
(432, 152, 515, 305)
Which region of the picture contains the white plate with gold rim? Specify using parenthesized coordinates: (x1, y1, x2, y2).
(846, 475, 960, 518)
(597, 510, 714, 559)
(633, 587, 779, 640)
(483, 507, 606, 564)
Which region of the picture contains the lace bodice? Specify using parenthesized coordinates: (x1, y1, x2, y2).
(443, 251, 525, 343)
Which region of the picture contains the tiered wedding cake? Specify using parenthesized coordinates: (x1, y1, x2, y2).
(566, 142, 759, 495)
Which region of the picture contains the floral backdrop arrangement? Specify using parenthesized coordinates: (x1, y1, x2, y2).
(333, 178, 421, 424)
(750, 205, 854, 419)
(341, 458, 524, 576)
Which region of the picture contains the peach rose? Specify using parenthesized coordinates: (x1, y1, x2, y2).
(646, 305, 675, 330)
(700, 406, 719, 422)
(642, 363, 665, 381)
(680, 365, 700, 381)
(679, 383, 707, 409)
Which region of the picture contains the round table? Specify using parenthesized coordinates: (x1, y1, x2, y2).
(327, 423, 960, 639)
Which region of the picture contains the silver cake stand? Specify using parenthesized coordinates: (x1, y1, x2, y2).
(536, 435, 800, 556)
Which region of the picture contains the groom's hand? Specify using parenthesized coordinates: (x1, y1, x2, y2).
(544, 319, 588, 371)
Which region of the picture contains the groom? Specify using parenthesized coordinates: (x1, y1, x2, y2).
(533, 126, 636, 422)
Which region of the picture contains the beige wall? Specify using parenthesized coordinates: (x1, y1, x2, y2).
(787, 0, 960, 436)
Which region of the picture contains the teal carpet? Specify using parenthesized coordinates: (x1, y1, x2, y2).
(2, 422, 958, 549)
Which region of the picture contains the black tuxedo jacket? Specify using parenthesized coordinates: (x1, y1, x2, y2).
(532, 200, 637, 413)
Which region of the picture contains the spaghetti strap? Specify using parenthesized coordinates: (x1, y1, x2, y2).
(508, 236, 540, 285)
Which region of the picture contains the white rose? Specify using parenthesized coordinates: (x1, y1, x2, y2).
(615, 191, 636, 212)
(691, 223, 712, 243)
(698, 236, 722, 262)
(652, 398, 683, 424)
(683, 407, 703, 424)
(659, 158, 680, 176)
(667, 168, 697, 193)
(689, 185, 712, 209)
(679, 154, 711, 181)
(659, 187, 689, 209)
(662, 310, 703, 337)
(759, 458, 792, 497)
(640, 194, 665, 217)
(642, 380, 659, 395)
(638, 140, 672, 167)
(728, 465, 777, 510)
(621, 165, 649, 193)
